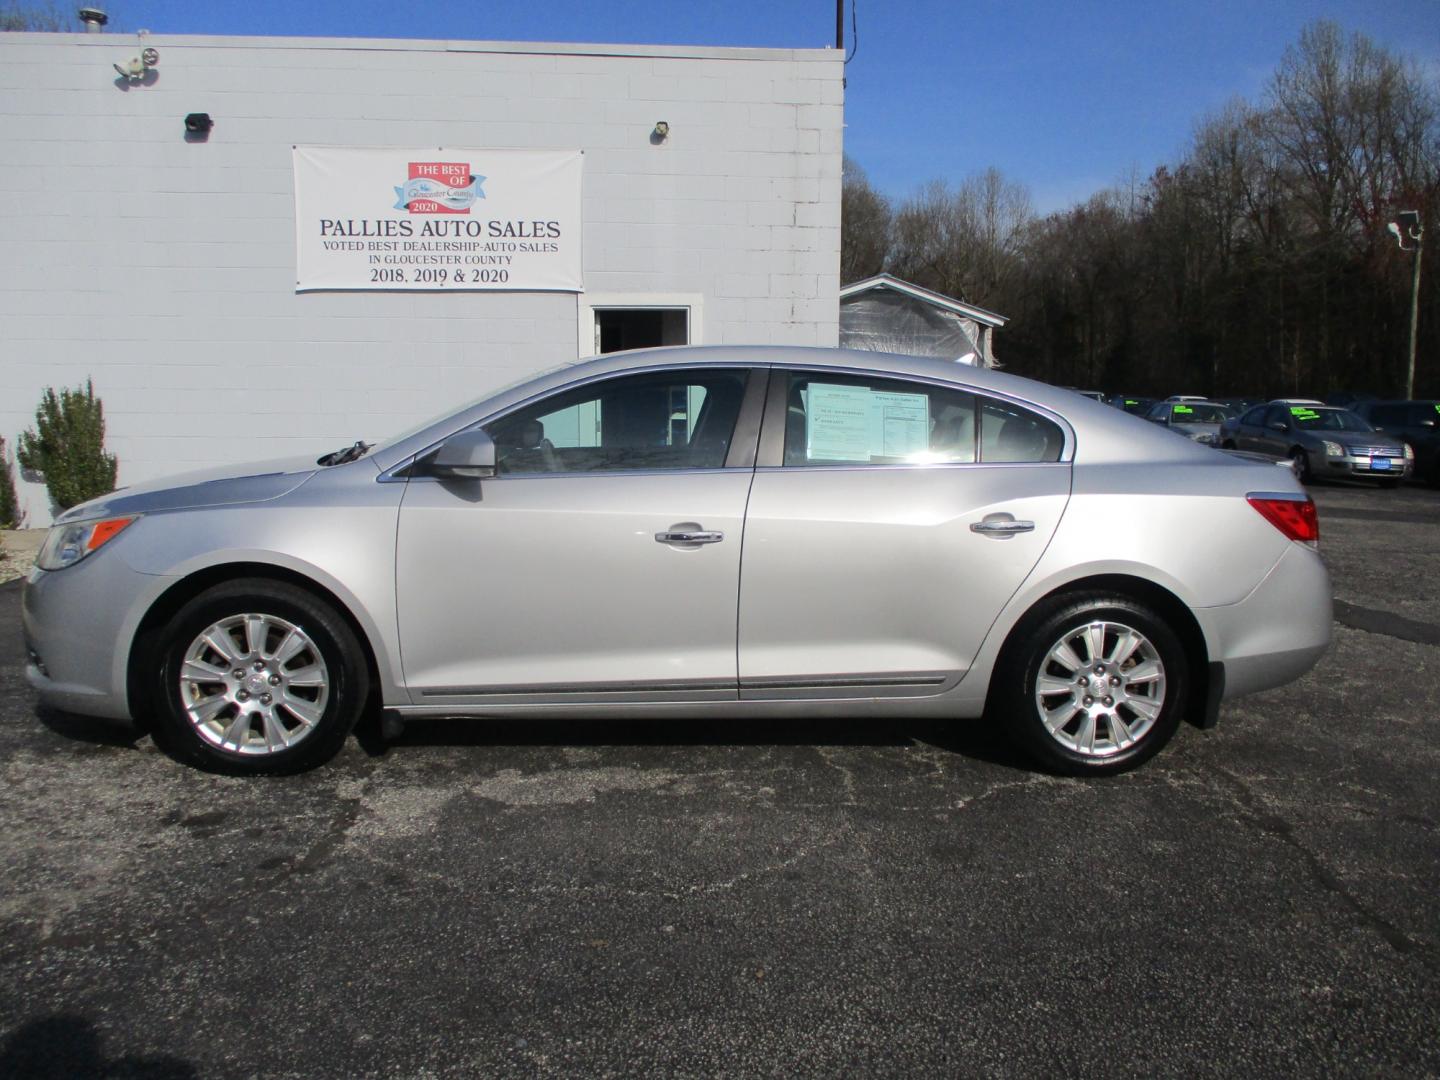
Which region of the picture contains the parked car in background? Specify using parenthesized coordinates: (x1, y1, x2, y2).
(1219, 402, 1412, 485)
(1144, 400, 1234, 445)
(1352, 400, 1440, 486)
(1164, 395, 1209, 403)
(23, 345, 1331, 779)
(1215, 396, 1263, 415)
(1109, 394, 1157, 416)
(1326, 392, 1376, 410)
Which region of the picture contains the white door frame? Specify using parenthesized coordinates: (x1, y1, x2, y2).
(577, 292, 705, 357)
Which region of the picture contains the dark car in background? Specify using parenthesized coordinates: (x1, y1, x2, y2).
(1109, 394, 1157, 415)
(1219, 402, 1412, 486)
(1215, 396, 1264, 415)
(1352, 400, 1440, 486)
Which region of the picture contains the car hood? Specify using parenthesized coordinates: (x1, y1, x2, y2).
(1344, 433, 1407, 451)
(54, 454, 336, 523)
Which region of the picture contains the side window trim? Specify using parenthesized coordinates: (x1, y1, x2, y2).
(722, 367, 770, 470)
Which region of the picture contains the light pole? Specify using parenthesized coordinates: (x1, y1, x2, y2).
(1387, 210, 1424, 399)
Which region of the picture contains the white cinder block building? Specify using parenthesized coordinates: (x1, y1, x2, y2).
(0, 31, 844, 525)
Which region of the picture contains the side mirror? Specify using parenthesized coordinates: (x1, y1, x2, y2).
(430, 428, 496, 480)
(1421, 419, 1437, 429)
(1269, 421, 1288, 433)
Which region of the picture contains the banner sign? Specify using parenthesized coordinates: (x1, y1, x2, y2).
(293, 147, 583, 292)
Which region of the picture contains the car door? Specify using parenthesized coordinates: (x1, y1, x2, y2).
(394, 365, 765, 703)
(736, 368, 1071, 697)
(1253, 404, 1292, 456)
(1234, 405, 1267, 452)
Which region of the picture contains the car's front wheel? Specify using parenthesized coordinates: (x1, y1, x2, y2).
(995, 594, 1189, 776)
(149, 579, 368, 774)
(1289, 448, 1312, 483)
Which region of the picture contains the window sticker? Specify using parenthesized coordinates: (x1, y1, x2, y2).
(805, 383, 931, 462)
(1433, 403, 1440, 416)
(872, 390, 930, 457)
(1174, 405, 1194, 415)
(806, 383, 875, 461)
(1290, 407, 1320, 421)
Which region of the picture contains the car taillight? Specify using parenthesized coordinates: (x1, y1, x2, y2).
(1247, 494, 1319, 545)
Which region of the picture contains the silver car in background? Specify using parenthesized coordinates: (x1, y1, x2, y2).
(22, 346, 1332, 776)
(1143, 400, 1234, 446)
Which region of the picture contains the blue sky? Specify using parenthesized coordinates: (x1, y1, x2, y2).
(90, 0, 1440, 213)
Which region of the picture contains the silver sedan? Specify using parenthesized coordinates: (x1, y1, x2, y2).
(22, 346, 1332, 776)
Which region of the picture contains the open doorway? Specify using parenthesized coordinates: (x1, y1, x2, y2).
(596, 309, 688, 353)
(579, 294, 703, 358)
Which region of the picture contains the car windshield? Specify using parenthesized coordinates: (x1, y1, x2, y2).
(1290, 407, 1373, 432)
(1169, 404, 1228, 424)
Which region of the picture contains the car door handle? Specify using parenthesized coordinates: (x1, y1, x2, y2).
(970, 517, 1035, 537)
(655, 529, 724, 545)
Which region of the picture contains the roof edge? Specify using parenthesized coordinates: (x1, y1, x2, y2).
(840, 274, 1008, 326)
(0, 31, 843, 63)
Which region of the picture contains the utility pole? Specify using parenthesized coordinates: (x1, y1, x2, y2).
(1388, 210, 1424, 399)
(836, 0, 844, 51)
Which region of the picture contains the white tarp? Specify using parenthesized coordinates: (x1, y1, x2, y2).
(293, 147, 583, 292)
(839, 289, 983, 363)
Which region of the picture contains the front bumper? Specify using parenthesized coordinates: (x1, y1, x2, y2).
(1317, 450, 1412, 481)
(22, 553, 174, 721)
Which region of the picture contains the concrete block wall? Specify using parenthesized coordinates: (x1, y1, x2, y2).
(0, 33, 843, 526)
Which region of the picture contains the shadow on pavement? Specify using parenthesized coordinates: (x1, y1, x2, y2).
(354, 711, 1033, 771)
(35, 706, 145, 751)
(0, 1014, 196, 1080)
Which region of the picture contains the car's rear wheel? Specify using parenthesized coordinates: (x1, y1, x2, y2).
(995, 594, 1189, 776)
(149, 579, 367, 774)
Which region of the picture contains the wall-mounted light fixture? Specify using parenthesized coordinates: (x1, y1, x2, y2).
(184, 113, 213, 140)
(652, 120, 670, 141)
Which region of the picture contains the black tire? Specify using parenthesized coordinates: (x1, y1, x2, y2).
(1220, 440, 1237, 450)
(991, 593, 1190, 777)
(1289, 448, 1311, 484)
(148, 579, 368, 774)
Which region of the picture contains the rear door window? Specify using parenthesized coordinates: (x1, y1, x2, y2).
(777, 371, 1062, 466)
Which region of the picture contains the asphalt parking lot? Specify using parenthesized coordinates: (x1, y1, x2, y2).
(2, 482, 1438, 1078)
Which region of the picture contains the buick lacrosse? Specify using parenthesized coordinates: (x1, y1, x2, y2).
(23, 346, 1331, 775)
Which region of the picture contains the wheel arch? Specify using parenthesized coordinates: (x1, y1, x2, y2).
(126, 562, 384, 728)
(986, 573, 1213, 730)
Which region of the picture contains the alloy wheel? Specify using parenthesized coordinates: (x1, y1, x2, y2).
(177, 613, 331, 755)
(1033, 620, 1167, 758)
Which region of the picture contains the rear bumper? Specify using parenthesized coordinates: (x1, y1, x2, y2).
(1197, 542, 1332, 702)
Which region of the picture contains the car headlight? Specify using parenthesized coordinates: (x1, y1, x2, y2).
(1403, 443, 1415, 460)
(35, 515, 138, 571)
(1323, 440, 1345, 457)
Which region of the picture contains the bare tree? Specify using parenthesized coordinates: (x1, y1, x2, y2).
(887, 167, 1033, 309)
(0, 2, 73, 31)
(840, 156, 891, 284)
